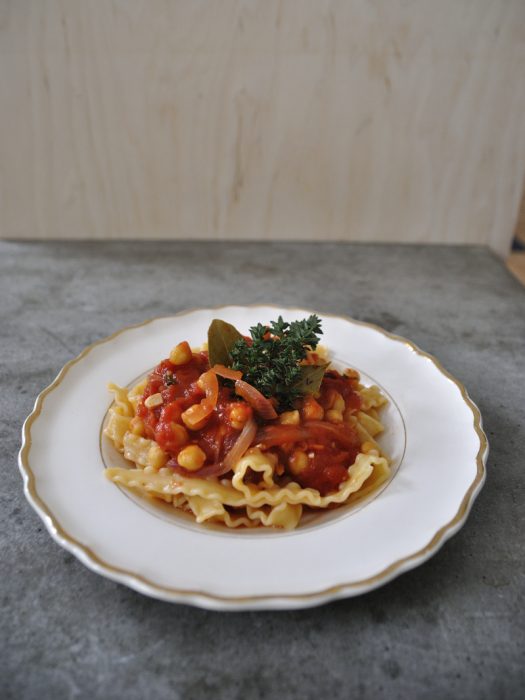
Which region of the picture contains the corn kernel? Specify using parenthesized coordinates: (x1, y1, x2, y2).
(129, 417, 144, 436)
(181, 403, 213, 430)
(279, 410, 300, 426)
(169, 341, 193, 366)
(148, 443, 168, 469)
(326, 409, 343, 424)
(145, 392, 163, 408)
(177, 444, 207, 471)
(288, 450, 309, 476)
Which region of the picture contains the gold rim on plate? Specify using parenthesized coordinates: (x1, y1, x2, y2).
(18, 305, 488, 606)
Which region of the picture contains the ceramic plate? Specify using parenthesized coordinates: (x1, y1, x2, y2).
(19, 306, 487, 610)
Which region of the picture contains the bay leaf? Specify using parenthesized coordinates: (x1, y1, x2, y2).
(294, 362, 330, 395)
(207, 319, 243, 368)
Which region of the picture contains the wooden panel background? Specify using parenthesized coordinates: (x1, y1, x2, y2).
(1, 0, 524, 256)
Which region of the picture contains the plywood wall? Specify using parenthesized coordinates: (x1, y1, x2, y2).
(1, 0, 524, 256)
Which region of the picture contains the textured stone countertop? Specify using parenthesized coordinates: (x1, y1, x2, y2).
(2, 241, 524, 700)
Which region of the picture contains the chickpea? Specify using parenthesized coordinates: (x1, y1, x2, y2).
(169, 341, 193, 366)
(177, 444, 207, 471)
(229, 403, 251, 430)
(301, 396, 324, 421)
(288, 450, 309, 476)
(279, 410, 300, 426)
(326, 409, 344, 424)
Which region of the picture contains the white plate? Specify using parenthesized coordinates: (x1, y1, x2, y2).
(19, 306, 488, 610)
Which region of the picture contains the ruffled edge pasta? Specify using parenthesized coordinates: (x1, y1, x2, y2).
(103, 377, 391, 530)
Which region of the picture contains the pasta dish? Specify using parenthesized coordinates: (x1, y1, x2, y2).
(104, 315, 390, 530)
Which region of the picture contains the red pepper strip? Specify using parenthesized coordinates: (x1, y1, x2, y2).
(210, 364, 243, 381)
(256, 421, 359, 450)
(198, 370, 219, 407)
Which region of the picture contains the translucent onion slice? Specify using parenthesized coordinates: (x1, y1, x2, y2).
(234, 380, 278, 420)
(223, 416, 257, 471)
(255, 424, 307, 447)
(303, 420, 359, 449)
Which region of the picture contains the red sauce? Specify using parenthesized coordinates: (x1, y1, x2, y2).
(319, 371, 362, 413)
(137, 357, 363, 494)
(294, 445, 359, 495)
(137, 354, 242, 464)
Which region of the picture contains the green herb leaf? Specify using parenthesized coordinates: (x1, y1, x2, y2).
(294, 362, 329, 396)
(229, 314, 323, 410)
(207, 319, 243, 368)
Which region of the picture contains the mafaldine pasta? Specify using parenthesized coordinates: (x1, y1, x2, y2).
(104, 316, 390, 530)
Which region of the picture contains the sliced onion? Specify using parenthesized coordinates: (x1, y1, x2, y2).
(255, 424, 307, 447)
(168, 417, 257, 479)
(223, 416, 257, 470)
(211, 364, 243, 381)
(303, 420, 359, 449)
(235, 380, 278, 420)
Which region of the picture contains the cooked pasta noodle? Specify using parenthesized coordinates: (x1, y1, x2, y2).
(103, 323, 391, 530)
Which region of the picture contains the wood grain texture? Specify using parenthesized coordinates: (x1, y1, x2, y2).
(1, 0, 524, 256)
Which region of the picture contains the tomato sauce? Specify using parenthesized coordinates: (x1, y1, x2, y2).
(319, 370, 362, 413)
(294, 446, 359, 494)
(137, 355, 364, 495)
(137, 354, 243, 464)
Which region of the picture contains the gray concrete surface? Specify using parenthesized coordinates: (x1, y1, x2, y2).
(1, 241, 524, 700)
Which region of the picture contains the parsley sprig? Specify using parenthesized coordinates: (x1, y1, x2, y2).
(230, 315, 323, 410)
